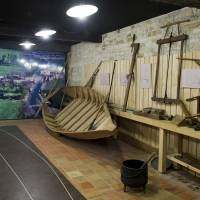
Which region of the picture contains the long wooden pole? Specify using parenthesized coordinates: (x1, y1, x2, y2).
(177, 40, 184, 100)
(122, 36, 140, 112)
(88, 61, 116, 130)
(152, 44, 161, 99)
(85, 61, 103, 87)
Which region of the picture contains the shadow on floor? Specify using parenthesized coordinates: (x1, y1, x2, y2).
(56, 134, 148, 168)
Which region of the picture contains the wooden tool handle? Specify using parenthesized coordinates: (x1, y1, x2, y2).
(140, 152, 156, 169)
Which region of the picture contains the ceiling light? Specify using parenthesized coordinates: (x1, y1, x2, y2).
(66, 4, 98, 19)
(35, 29, 56, 39)
(19, 41, 36, 50)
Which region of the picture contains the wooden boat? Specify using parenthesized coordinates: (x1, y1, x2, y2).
(42, 86, 117, 139)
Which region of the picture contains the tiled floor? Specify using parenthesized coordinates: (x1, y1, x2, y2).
(0, 119, 200, 200)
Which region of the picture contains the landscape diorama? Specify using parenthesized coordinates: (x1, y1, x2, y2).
(0, 48, 65, 119)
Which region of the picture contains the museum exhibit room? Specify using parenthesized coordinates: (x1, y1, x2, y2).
(1, 0, 200, 199)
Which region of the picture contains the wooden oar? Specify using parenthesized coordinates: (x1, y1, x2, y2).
(88, 61, 116, 130)
(85, 61, 103, 87)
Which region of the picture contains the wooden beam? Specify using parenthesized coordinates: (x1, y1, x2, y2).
(157, 34, 188, 45)
(110, 109, 200, 140)
(158, 128, 167, 173)
(161, 19, 190, 28)
(167, 154, 200, 174)
(123, 37, 140, 111)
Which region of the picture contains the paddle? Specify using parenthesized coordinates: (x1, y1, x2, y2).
(88, 60, 116, 130)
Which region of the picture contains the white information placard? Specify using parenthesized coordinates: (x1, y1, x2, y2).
(181, 69, 200, 88)
(141, 64, 151, 88)
(100, 73, 110, 86)
(120, 73, 128, 86)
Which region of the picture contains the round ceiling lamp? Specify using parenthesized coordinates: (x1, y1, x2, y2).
(19, 41, 36, 50)
(35, 29, 56, 40)
(66, 4, 98, 19)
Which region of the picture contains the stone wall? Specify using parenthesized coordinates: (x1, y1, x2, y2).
(67, 7, 200, 159)
(68, 7, 200, 85)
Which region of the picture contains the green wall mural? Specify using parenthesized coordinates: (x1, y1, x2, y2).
(0, 48, 65, 120)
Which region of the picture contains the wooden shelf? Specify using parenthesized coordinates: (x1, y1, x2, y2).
(110, 108, 200, 174)
(167, 154, 200, 174)
(110, 107, 200, 174)
(110, 108, 200, 140)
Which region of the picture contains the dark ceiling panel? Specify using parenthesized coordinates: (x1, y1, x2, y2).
(0, 0, 181, 50)
(151, 0, 200, 8)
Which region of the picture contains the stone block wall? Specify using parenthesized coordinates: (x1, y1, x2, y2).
(69, 7, 200, 85)
(67, 7, 200, 160)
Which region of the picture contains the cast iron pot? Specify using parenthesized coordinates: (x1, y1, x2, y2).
(121, 159, 148, 192)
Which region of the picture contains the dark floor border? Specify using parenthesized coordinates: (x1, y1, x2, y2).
(0, 125, 86, 200)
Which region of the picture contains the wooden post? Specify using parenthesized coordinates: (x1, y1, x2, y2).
(122, 43, 140, 112)
(177, 39, 185, 99)
(158, 128, 167, 173)
(177, 135, 183, 154)
(152, 44, 161, 99)
(85, 61, 103, 88)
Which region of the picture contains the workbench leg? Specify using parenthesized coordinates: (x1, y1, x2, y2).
(177, 135, 183, 155)
(173, 135, 183, 170)
(158, 128, 167, 173)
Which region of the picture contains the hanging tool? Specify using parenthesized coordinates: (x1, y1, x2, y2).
(186, 96, 200, 114)
(133, 107, 173, 120)
(176, 96, 200, 129)
(123, 34, 140, 112)
(160, 19, 190, 29)
(139, 152, 156, 169)
(177, 57, 200, 67)
(177, 114, 200, 130)
(164, 32, 173, 101)
(152, 20, 188, 105)
(152, 34, 188, 103)
(88, 60, 116, 130)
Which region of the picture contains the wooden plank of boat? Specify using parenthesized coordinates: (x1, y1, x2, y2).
(55, 99, 76, 118)
(62, 103, 95, 130)
(55, 100, 76, 119)
(91, 112, 106, 128)
(46, 121, 60, 127)
(45, 122, 61, 130)
(75, 109, 104, 132)
(68, 106, 99, 132)
(59, 100, 90, 126)
(56, 99, 83, 122)
(45, 115, 56, 123)
(83, 113, 106, 131)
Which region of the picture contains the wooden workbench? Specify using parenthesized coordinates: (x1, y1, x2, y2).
(110, 108, 200, 174)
